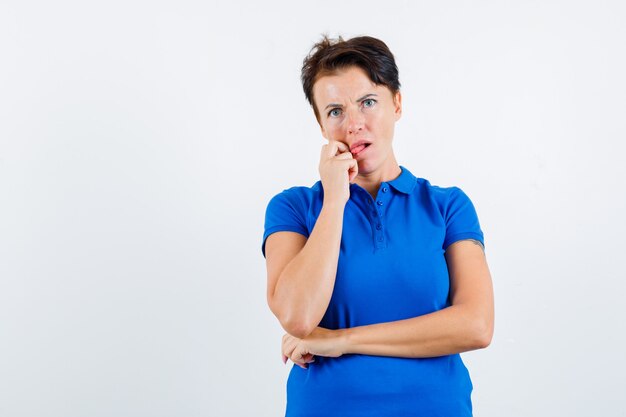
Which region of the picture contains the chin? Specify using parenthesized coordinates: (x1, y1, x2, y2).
(357, 160, 377, 174)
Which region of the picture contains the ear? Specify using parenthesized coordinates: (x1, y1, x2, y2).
(393, 91, 402, 121)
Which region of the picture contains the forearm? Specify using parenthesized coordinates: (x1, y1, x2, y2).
(340, 304, 492, 358)
(273, 202, 344, 338)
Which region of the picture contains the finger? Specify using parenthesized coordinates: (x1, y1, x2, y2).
(293, 358, 308, 369)
(334, 151, 355, 160)
(333, 140, 349, 154)
(290, 356, 306, 368)
(282, 341, 296, 359)
(336, 158, 358, 172)
(320, 143, 340, 162)
(348, 159, 359, 182)
(282, 338, 298, 359)
(325, 140, 349, 158)
(290, 349, 308, 367)
(320, 144, 329, 161)
(292, 355, 312, 368)
(323, 141, 337, 159)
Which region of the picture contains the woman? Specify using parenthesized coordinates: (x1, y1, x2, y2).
(261, 35, 494, 416)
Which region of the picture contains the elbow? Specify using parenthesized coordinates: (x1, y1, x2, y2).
(462, 309, 493, 350)
(280, 315, 315, 339)
(474, 331, 492, 350)
(472, 318, 494, 349)
(269, 299, 315, 338)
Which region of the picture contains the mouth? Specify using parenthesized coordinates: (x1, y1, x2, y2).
(350, 141, 372, 156)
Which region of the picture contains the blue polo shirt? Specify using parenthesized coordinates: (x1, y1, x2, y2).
(261, 165, 485, 417)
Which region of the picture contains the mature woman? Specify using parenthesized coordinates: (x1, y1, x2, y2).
(261, 35, 494, 416)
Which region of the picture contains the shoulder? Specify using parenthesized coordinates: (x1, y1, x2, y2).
(265, 180, 323, 209)
(414, 177, 472, 213)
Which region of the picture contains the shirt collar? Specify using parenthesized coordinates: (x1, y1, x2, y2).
(387, 165, 417, 194)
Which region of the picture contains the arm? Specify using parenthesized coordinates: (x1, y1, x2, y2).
(282, 239, 494, 365)
(266, 202, 344, 339)
(340, 239, 494, 357)
(266, 140, 357, 339)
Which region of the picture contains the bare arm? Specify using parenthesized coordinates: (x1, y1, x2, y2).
(266, 202, 344, 338)
(340, 239, 494, 357)
(281, 239, 494, 365)
(266, 140, 357, 339)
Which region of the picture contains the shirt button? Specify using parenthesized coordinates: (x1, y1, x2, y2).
(377, 201, 383, 206)
(377, 236, 384, 242)
(376, 224, 382, 230)
(382, 187, 388, 193)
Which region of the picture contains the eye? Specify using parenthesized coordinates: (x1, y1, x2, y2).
(362, 98, 377, 108)
(328, 108, 342, 118)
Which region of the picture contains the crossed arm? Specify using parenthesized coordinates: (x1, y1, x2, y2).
(280, 239, 494, 368)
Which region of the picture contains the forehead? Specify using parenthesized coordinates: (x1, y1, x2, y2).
(312, 66, 380, 101)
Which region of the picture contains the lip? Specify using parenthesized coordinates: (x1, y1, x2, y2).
(351, 141, 372, 158)
(350, 140, 372, 153)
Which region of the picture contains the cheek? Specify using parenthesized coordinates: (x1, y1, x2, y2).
(325, 121, 344, 137)
(370, 113, 389, 133)
(379, 112, 396, 134)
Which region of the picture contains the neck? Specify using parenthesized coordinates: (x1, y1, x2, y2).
(353, 158, 402, 197)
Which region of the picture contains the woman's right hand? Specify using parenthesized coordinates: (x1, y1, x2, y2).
(319, 140, 358, 205)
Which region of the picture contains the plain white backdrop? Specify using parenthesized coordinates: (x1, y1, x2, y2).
(1, 1, 625, 416)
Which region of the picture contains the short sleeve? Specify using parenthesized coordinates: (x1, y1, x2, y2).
(442, 186, 485, 251)
(261, 190, 309, 258)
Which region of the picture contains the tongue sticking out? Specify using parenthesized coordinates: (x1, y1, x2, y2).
(352, 144, 367, 155)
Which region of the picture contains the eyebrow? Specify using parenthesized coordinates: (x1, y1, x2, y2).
(324, 93, 378, 111)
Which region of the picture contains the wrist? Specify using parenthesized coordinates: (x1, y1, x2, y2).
(336, 327, 352, 355)
(321, 201, 346, 216)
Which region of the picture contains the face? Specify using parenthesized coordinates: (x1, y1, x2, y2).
(312, 65, 402, 175)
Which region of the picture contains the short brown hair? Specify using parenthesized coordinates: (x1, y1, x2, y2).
(301, 34, 401, 123)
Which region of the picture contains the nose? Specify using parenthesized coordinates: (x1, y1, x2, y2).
(345, 106, 364, 136)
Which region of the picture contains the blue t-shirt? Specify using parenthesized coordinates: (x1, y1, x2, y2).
(261, 165, 485, 417)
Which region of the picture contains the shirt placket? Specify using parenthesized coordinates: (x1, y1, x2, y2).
(367, 183, 391, 251)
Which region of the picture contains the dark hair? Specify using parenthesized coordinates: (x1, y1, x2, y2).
(301, 34, 401, 123)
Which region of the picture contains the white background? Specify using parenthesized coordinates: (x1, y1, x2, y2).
(1, 1, 625, 416)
